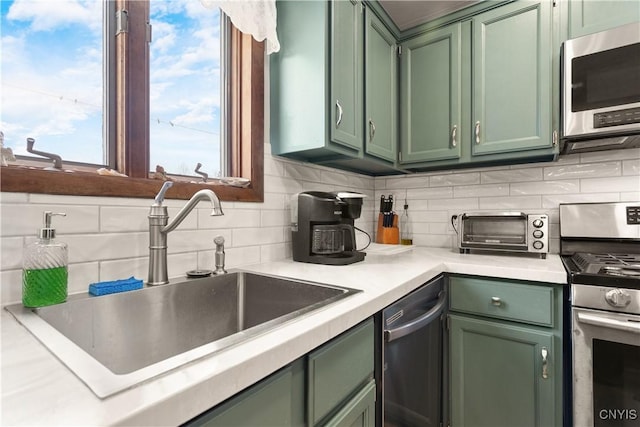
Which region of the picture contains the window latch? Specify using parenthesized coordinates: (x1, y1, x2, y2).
(26, 137, 63, 171)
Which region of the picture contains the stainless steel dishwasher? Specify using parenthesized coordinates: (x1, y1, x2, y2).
(382, 275, 447, 427)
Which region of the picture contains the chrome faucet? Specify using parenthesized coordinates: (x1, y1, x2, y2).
(148, 181, 224, 285)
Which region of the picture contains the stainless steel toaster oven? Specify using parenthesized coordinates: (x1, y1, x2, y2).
(455, 212, 548, 258)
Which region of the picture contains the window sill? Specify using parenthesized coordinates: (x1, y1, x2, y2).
(0, 165, 263, 202)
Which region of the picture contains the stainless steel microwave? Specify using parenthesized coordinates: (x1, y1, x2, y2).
(455, 212, 548, 258)
(562, 22, 640, 154)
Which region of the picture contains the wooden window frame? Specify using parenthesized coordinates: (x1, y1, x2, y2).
(0, 2, 264, 202)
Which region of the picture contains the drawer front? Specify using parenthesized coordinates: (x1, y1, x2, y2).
(308, 319, 375, 426)
(450, 276, 554, 326)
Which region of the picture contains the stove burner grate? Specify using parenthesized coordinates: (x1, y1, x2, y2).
(572, 253, 640, 275)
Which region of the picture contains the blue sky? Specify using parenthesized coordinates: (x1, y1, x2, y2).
(1, 0, 222, 177)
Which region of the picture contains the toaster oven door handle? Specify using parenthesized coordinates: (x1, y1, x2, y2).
(461, 212, 527, 219)
(384, 291, 447, 343)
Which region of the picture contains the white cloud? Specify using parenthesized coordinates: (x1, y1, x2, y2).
(7, 0, 102, 33)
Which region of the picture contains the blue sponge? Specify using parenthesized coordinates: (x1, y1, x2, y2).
(89, 277, 144, 296)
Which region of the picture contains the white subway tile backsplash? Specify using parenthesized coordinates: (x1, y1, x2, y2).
(430, 172, 480, 187)
(481, 168, 543, 183)
(100, 206, 149, 232)
(1, 204, 99, 237)
(581, 176, 640, 193)
(623, 159, 640, 176)
(0, 147, 636, 298)
(1, 236, 23, 270)
(510, 180, 580, 195)
(479, 195, 541, 210)
(232, 227, 285, 247)
(544, 162, 621, 180)
(453, 184, 509, 198)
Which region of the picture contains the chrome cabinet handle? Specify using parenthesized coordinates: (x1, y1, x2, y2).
(541, 347, 549, 379)
(451, 125, 457, 148)
(369, 119, 376, 142)
(336, 100, 343, 127)
(491, 296, 502, 306)
(475, 121, 481, 144)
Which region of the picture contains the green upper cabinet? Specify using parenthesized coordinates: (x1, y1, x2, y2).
(270, 1, 401, 175)
(331, 0, 363, 151)
(400, 23, 462, 163)
(471, 0, 553, 156)
(565, 0, 640, 39)
(364, 9, 398, 163)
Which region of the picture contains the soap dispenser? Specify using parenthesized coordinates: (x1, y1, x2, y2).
(22, 211, 68, 308)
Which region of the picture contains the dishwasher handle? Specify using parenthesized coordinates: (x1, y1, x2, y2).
(384, 290, 447, 343)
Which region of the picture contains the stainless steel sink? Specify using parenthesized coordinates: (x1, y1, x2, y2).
(5, 271, 360, 398)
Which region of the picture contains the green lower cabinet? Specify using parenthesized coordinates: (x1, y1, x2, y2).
(188, 360, 305, 427)
(324, 380, 376, 427)
(187, 319, 375, 427)
(564, 0, 640, 39)
(449, 314, 556, 427)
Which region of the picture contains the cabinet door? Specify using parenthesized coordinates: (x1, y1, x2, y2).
(364, 9, 397, 163)
(188, 362, 304, 427)
(331, 0, 363, 151)
(449, 314, 556, 427)
(567, 0, 640, 39)
(325, 380, 376, 427)
(472, 1, 553, 156)
(400, 23, 462, 163)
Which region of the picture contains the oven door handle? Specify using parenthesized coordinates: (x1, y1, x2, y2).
(577, 311, 640, 334)
(384, 291, 447, 343)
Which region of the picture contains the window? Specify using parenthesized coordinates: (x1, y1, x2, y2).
(0, 0, 264, 202)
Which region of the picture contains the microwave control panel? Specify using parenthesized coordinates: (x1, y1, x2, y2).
(593, 106, 640, 129)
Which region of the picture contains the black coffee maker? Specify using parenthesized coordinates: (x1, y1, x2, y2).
(291, 191, 366, 265)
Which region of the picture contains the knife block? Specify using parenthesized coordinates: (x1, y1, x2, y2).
(376, 213, 399, 244)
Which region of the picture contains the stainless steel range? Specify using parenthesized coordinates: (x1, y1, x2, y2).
(560, 202, 640, 427)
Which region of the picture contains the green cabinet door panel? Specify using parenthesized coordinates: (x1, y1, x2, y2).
(331, 0, 363, 151)
(567, 0, 640, 39)
(189, 361, 305, 427)
(472, 0, 553, 156)
(365, 9, 397, 162)
(325, 380, 376, 427)
(400, 23, 462, 163)
(450, 314, 556, 427)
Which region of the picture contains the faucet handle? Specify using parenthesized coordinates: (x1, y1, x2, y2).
(154, 181, 173, 206)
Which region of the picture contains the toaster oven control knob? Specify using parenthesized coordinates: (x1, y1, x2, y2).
(605, 289, 631, 308)
(532, 219, 544, 228)
(533, 230, 544, 238)
(532, 240, 544, 250)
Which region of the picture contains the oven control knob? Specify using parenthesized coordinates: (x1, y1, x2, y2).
(605, 289, 632, 308)
(532, 219, 544, 228)
(532, 240, 544, 250)
(533, 230, 544, 239)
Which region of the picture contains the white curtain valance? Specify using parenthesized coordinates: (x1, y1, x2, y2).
(200, 0, 280, 54)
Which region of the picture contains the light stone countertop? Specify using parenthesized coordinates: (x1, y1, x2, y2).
(1, 247, 568, 426)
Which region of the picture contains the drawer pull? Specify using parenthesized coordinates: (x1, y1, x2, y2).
(336, 100, 344, 127)
(541, 347, 549, 379)
(490, 296, 502, 307)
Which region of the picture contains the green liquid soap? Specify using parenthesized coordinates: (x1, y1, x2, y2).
(22, 266, 68, 308)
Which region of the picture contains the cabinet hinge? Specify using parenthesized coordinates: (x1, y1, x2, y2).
(397, 45, 402, 56)
(552, 130, 558, 147)
(115, 9, 129, 35)
(445, 315, 450, 331)
(398, 151, 402, 162)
